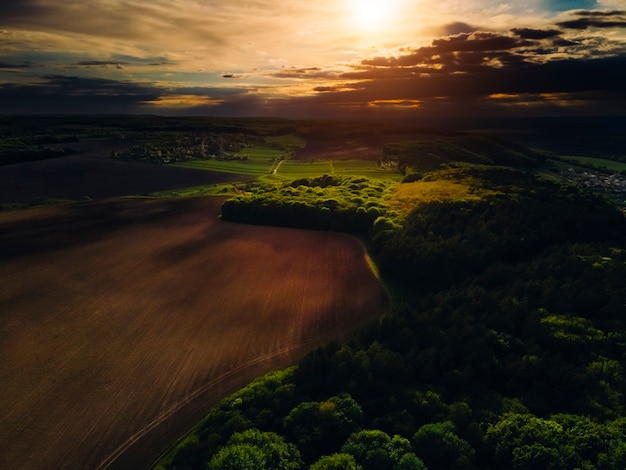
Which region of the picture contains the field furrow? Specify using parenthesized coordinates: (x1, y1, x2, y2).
(0, 196, 386, 469)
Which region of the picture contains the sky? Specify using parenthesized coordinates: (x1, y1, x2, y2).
(0, 0, 625, 118)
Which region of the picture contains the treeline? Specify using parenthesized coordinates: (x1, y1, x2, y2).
(160, 168, 626, 469)
(0, 142, 77, 166)
(221, 175, 396, 234)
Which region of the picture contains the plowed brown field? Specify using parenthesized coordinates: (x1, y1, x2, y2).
(0, 197, 386, 469)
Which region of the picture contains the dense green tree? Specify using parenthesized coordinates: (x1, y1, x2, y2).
(485, 414, 576, 469)
(163, 164, 626, 470)
(206, 444, 268, 470)
(309, 453, 362, 470)
(207, 429, 303, 470)
(412, 421, 475, 469)
(284, 394, 364, 461)
(341, 430, 424, 470)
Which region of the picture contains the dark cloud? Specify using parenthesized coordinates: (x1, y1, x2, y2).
(553, 37, 579, 46)
(0, 0, 57, 22)
(359, 32, 537, 74)
(270, 67, 334, 79)
(351, 55, 626, 99)
(575, 10, 626, 16)
(302, 23, 626, 119)
(443, 22, 478, 35)
(557, 10, 626, 29)
(0, 61, 31, 69)
(0, 75, 162, 114)
(341, 67, 433, 80)
(558, 17, 626, 28)
(77, 60, 129, 67)
(170, 86, 248, 98)
(432, 32, 533, 52)
(169, 93, 275, 118)
(510, 28, 562, 39)
(0, 72, 259, 115)
(111, 55, 171, 65)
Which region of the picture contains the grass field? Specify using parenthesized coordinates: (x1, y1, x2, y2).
(276, 160, 398, 180)
(174, 156, 402, 186)
(386, 180, 500, 215)
(0, 197, 386, 470)
(560, 155, 626, 172)
(172, 156, 275, 176)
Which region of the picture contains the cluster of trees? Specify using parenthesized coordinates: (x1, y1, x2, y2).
(0, 142, 76, 166)
(221, 176, 395, 234)
(0, 124, 82, 166)
(160, 166, 626, 469)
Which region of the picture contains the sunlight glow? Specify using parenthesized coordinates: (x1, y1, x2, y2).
(348, 0, 400, 30)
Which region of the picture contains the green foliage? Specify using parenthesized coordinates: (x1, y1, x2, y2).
(220, 176, 396, 234)
(485, 414, 626, 470)
(412, 421, 475, 469)
(341, 430, 424, 470)
(373, 180, 626, 293)
(206, 429, 303, 470)
(310, 453, 362, 470)
(206, 443, 267, 470)
(283, 394, 364, 462)
(0, 139, 77, 165)
(485, 414, 577, 469)
(160, 162, 626, 470)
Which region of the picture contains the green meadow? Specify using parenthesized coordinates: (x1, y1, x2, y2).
(173, 143, 402, 185)
(560, 155, 626, 172)
(172, 155, 275, 176)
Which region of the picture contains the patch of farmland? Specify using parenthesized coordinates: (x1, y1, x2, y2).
(173, 156, 273, 176)
(0, 197, 386, 470)
(559, 155, 626, 172)
(0, 138, 239, 205)
(268, 160, 400, 182)
(274, 160, 334, 179)
(332, 160, 403, 180)
(294, 135, 411, 162)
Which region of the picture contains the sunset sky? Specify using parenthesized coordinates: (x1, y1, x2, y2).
(1, 0, 625, 118)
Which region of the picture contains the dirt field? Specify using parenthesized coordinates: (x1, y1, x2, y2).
(294, 135, 413, 162)
(0, 138, 242, 204)
(0, 197, 387, 469)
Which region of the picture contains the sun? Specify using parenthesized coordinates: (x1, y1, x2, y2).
(348, 0, 399, 30)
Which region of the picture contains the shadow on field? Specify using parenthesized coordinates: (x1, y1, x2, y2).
(0, 198, 222, 262)
(0, 193, 387, 470)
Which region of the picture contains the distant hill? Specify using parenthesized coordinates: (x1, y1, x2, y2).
(383, 133, 544, 174)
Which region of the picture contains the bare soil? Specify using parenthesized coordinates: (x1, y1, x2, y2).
(0, 138, 241, 204)
(0, 197, 386, 470)
(294, 135, 412, 162)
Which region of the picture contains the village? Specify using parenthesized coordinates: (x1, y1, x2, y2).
(564, 166, 626, 193)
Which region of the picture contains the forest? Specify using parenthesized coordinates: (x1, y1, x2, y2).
(2, 115, 625, 469)
(158, 163, 626, 469)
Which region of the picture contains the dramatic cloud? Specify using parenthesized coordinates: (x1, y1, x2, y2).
(510, 28, 563, 39)
(0, 75, 161, 114)
(557, 10, 626, 29)
(0, 1, 625, 117)
(0, 61, 31, 69)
